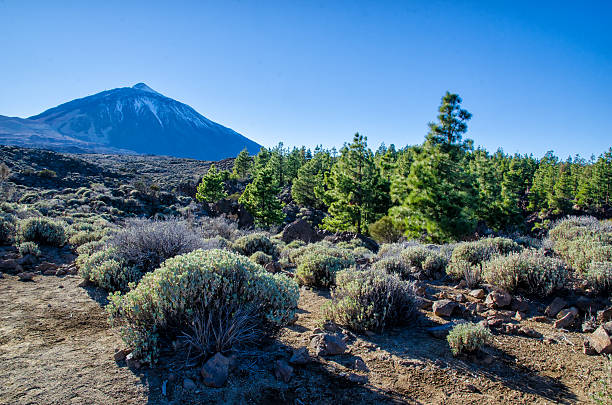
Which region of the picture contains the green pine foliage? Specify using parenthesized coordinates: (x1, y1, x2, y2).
(196, 164, 228, 203)
(239, 166, 285, 227)
(232, 148, 253, 179)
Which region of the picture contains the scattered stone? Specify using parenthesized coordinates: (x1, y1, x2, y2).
(582, 319, 597, 333)
(514, 311, 525, 321)
(597, 306, 612, 324)
(587, 326, 612, 354)
(274, 359, 293, 383)
(454, 293, 466, 303)
(543, 336, 557, 344)
(469, 289, 486, 299)
(554, 313, 574, 330)
(583, 339, 597, 355)
(125, 352, 141, 369)
(502, 323, 520, 334)
(413, 283, 427, 296)
(354, 358, 369, 372)
(347, 373, 368, 384)
(518, 327, 542, 338)
(289, 347, 310, 365)
(603, 321, 612, 335)
(511, 297, 530, 313)
(545, 297, 567, 317)
(485, 290, 512, 308)
(455, 280, 467, 289)
(17, 272, 35, 281)
(432, 299, 458, 317)
(309, 333, 348, 356)
(201, 352, 230, 388)
(427, 322, 457, 339)
(531, 315, 548, 323)
(575, 296, 595, 313)
(183, 378, 197, 391)
(37, 262, 58, 274)
(418, 298, 433, 310)
(322, 321, 342, 333)
(0, 259, 19, 273)
(113, 348, 131, 362)
(485, 318, 504, 328)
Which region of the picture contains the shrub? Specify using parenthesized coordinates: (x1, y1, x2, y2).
(548, 216, 612, 273)
(110, 218, 204, 274)
(369, 216, 403, 244)
(585, 262, 612, 295)
(295, 253, 355, 287)
(201, 236, 230, 250)
(232, 233, 278, 258)
(200, 216, 239, 240)
(402, 246, 447, 277)
(371, 256, 411, 278)
(78, 248, 141, 292)
(446, 260, 482, 287)
(18, 241, 41, 257)
(287, 241, 354, 268)
(107, 249, 299, 363)
(76, 239, 107, 257)
(447, 322, 491, 356)
(450, 237, 521, 266)
(18, 217, 66, 246)
(324, 268, 417, 332)
(482, 250, 568, 297)
(0, 215, 15, 244)
(250, 251, 273, 266)
(69, 230, 107, 246)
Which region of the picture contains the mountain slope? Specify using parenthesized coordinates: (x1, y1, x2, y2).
(23, 83, 260, 160)
(0, 115, 134, 154)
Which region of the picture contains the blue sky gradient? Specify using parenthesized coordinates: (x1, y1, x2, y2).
(0, 0, 610, 158)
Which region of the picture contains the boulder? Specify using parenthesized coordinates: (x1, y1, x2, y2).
(289, 347, 310, 365)
(432, 299, 458, 317)
(309, 333, 347, 356)
(485, 291, 512, 308)
(37, 262, 58, 274)
(469, 289, 486, 299)
(183, 378, 197, 391)
(281, 219, 319, 243)
(597, 306, 612, 324)
(510, 297, 530, 313)
(554, 309, 578, 330)
(113, 348, 131, 362)
(545, 297, 567, 317)
(274, 359, 293, 383)
(427, 322, 457, 339)
(17, 272, 35, 281)
(587, 326, 612, 354)
(354, 358, 369, 372)
(347, 373, 368, 384)
(201, 352, 230, 388)
(0, 259, 21, 274)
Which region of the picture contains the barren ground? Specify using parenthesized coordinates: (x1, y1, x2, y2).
(0, 273, 609, 405)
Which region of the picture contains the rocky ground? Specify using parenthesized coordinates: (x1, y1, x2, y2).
(0, 268, 610, 404)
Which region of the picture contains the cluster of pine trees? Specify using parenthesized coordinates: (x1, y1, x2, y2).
(197, 92, 611, 242)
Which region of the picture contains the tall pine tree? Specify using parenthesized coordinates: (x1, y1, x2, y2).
(239, 166, 285, 227)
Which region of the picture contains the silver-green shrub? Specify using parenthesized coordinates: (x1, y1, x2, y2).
(107, 249, 299, 363)
(17, 217, 66, 246)
(232, 232, 278, 258)
(78, 247, 142, 292)
(250, 251, 273, 266)
(295, 252, 355, 287)
(0, 215, 15, 244)
(450, 237, 521, 266)
(482, 250, 568, 297)
(548, 216, 612, 273)
(18, 241, 41, 257)
(447, 322, 491, 356)
(585, 262, 612, 295)
(324, 268, 417, 332)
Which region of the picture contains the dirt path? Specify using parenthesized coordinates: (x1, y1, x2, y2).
(0, 275, 148, 405)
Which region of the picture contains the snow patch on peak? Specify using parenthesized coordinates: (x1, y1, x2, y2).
(132, 83, 161, 96)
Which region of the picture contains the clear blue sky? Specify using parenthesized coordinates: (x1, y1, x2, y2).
(1, 0, 610, 158)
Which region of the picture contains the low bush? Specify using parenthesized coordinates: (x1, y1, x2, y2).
(78, 248, 141, 292)
(18, 241, 41, 257)
(446, 260, 482, 288)
(295, 252, 355, 287)
(69, 230, 107, 246)
(402, 246, 447, 277)
(232, 233, 278, 258)
(548, 216, 612, 273)
(288, 241, 353, 267)
(482, 250, 568, 297)
(110, 218, 204, 274)
(0, 215, 15, 244)
(450, 237, 521, 266)
(585, 262, 612, 295)
(17, 217, 66, 246)
(447, 322, 491, 356)
(200, 216, 239, 240)
(107, 249, 299, 363)
(371, 256, 410, 278)
(76, 239, 107, 257)
(250, 251, 273, 266)
(324, 268, 417, 332)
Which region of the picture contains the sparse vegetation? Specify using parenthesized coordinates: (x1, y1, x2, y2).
(325, 268, 417, 332)
(447, 322, 491, 356)
(17, 217, 66, 246)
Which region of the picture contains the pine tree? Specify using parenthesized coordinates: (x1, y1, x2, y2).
(389, 92, 476, 242)
(239, 166, 285, 227)
(322, 133, 387, 234)
(232, 148, 253, 179)
(196, 164, 227, 203)
(253, 147, 271, 173)
(291, 150, 332, 209)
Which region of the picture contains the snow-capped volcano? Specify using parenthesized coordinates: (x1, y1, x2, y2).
(0, 83, 261, 160)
